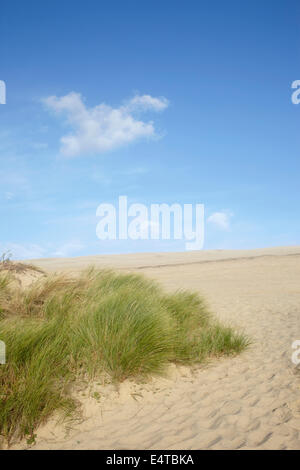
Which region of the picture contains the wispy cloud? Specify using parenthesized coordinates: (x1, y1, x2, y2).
(0, 243, 47, 260)
(0, 240, 85, 260)
(207, 211, 233, 230)
(43, 92, 169, 157)
(0, 170, 29, 190)
(124, 94, 169, 112)
(51, 240, 85, 257)
(31, 142, 48, 150)
(4, 192, 14, 200)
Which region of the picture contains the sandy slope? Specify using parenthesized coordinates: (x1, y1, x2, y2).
(16, 247, 300, 450)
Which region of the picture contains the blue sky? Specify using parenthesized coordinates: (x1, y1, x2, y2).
(1, 0, 300, 258)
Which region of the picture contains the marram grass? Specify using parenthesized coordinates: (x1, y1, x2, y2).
(0, 268, 249, 442)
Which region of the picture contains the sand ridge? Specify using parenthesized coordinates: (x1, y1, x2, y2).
(13, 246, 300, 450)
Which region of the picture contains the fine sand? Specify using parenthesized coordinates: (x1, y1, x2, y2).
(14, 246, 300, 449)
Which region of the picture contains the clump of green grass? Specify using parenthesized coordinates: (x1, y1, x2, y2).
(0, 268, 249, 443)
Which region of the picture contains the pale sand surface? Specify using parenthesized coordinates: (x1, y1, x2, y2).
(14, 246, 300, 449)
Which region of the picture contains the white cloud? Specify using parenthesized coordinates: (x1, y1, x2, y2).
(0, 171, 29, 190)
(0, 243, 47, 260)
(4, 192, 14, 200)
(122, 167, 148, 176)
(0, 240, 85, 260)
(51, 241, 85, 257)
(32, 142, 48, 150)
(207, 211, 233, 230)
(124, 94, 169, 112)
(43, 92, 169, 157)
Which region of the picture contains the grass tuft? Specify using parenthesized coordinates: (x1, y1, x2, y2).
(0, 268, 249, 443)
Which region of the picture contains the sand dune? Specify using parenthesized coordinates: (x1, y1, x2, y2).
(16, 246, 300, 450)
